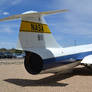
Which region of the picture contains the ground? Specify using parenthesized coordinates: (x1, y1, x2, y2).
(0, 59, 92, 92)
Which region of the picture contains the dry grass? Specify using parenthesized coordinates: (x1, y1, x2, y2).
(0, 59, 92, 92)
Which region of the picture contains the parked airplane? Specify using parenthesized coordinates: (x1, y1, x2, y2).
(0, 9, 92, 75)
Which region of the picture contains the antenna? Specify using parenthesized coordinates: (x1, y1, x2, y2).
(74, 40, 77, 46)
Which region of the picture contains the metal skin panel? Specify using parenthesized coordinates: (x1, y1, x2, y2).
(17, 32, 61, 50)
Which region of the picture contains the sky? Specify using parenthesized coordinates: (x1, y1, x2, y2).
(0, 0, 92, 48)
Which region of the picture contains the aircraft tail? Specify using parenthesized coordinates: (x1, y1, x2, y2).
(0, 9, 68, 50)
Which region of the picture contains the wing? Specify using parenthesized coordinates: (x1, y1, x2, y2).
(81, 55, 92, 64)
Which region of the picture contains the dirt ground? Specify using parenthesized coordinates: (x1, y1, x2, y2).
(0, 59, 92, 92)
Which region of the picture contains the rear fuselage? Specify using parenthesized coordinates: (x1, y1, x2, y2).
(24, 44, 92, 74)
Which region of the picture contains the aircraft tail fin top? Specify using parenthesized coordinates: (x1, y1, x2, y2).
(0, 9, 68, 50)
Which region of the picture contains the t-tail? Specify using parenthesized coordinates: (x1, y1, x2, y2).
(17, 12, 61, 50)
(0, 10, 68, 50)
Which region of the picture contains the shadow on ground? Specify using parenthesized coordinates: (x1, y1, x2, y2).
(4, 74, 70, 87)
(4, 66, 92, 87)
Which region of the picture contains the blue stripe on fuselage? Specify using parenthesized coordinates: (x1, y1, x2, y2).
(44, 51, 92, 64)
(43, 51, 92, 69)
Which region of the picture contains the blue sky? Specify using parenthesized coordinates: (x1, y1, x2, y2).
(0, 0, 92, 48)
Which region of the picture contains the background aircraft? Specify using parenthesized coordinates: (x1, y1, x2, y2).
(0, 9, 92, 75)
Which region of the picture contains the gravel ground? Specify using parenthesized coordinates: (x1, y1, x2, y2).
(0, 59, 92, 92)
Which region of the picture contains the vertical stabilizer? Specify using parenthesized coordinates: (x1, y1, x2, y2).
(17, 14, 61, 50)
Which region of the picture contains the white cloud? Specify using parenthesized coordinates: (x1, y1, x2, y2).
(0, 27, 13, 34)
(0, 42, 16, 49)
(47, 0, 92, 46)
(0, 21, 20, 48)
(0, 0, 22, 7)
(0, 22, 20, 34)
(3, 12, 9, 15)
(52, 0, 92, 37)
(11, 0, 22, 5)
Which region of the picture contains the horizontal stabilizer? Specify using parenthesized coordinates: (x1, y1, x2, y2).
(0, 9, 68, 22)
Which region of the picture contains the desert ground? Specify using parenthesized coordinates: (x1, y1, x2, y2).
(0, 59, 92, 92)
